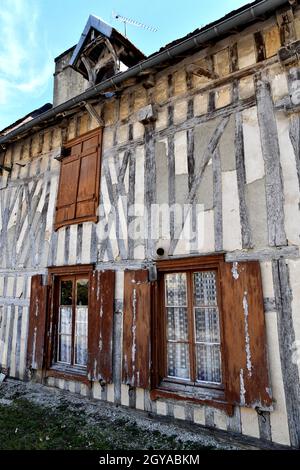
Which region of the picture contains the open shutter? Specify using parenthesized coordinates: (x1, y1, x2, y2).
(54, 130, 102, 229)
(122, 270, 151, 389)
(88, 270, 115, 383)
(76, 132, 101, 219)
(221, 261, 272, 409)
(55, 153, 80, 227)
(27, 275, 48, 371)
(55, 138, 81, 226)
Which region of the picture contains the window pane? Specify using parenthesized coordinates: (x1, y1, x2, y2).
(194, 307, 220, 343)
(58, 307, 72, 364)
(165, 273, 187, 306)
(59, 306, 72, 335)
(167, 307, 188, 341)
(74, 306, 88, 366)
(59, 335, 72, 363)
(196, 344, 222, 383)
(77, 279, 88, 306)
(167, 343, 190, 380)
(193, 271, 222, 385)
(165, 273, 189, 380)
(60, 280, 73, 305)
(194, 271, 217, 306)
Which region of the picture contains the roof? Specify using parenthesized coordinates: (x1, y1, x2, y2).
(0, 0, 289, 143)
(0, 103, 52, 136)
(152, 0, 266, 56)
(70, 15, 146, 71)
(55, 45, 76, 63)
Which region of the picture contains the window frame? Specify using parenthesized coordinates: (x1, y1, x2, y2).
(151, 254, 231, 411)
(54, 128, 102, 231)
(45, 265, 94, 384)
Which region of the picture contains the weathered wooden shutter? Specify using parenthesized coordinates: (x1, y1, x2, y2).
(76, 132, 101, 220)
(88, 270, 115, 383)
(221, 261, 272, 409)
(55, 130, 102, 229)
(122, 270, 151, 389)
(55, 152, 81, 226)
(27, 275, 48, 371)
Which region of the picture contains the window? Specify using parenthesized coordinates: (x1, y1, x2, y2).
(54, 128, 102, 230)
(46, 266, 93, 378)
(27, 268, 115, 384)
(165, 270, 222, 385)
(150, 257, 225, 407)
(57, 276, 89, 368)
(154, 257, 225, 401)
(122, 258, 272, 411)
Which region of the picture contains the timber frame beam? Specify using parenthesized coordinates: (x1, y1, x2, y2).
(81, 102, 104, 127)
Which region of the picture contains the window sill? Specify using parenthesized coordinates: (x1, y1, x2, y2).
(46, 366, 91, 386)
(150, 387, 234, 416)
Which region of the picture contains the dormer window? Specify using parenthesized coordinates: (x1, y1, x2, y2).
(69, 15, 145, 87)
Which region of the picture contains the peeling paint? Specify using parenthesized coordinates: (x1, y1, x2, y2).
(96, 276, 101, 302)
(240, 368, 246, 406)
(131, 287, 137, 384)
(243, 291, 252, 376)
(32, 327, 37, 369)
(265, 387, 272, 399)
(231, 262, 239, 280)
(93, 359, 97, 380)
(34, 298, 39, 317)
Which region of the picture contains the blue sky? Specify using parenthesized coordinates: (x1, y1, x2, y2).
(0, 0, 250, 130)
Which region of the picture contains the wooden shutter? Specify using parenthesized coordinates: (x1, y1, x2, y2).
(76, 133, 100, 219)
(122, 270, 151, 389)
(55, 129, 102, 229)
(55, 153, 81, 226)
(88, 270, 115, 383)
(27, 275, 48, 371)
(221, 261, 272, 409)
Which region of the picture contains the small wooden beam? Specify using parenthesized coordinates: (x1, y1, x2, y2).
(277, 6, 296, 45)
(186, 63, 219, 80)
(278, 39, 300, 65)
(143, 74, 155, 89)
(0, 164, 12, 173)
(83, 102, 104, 127)
(136, 104, 157, 124)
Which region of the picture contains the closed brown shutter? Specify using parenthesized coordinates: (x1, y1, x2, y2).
(88, 270, 115, 383)
(27, 275, 48, 371)
(221, 260, 272, 409)
(55, 129, 102, 229)
(122, 270, 151, 389)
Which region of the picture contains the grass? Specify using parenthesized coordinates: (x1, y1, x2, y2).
(0, 398, 208, 450)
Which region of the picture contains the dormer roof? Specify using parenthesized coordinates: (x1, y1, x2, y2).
(69, 15, 146, 84)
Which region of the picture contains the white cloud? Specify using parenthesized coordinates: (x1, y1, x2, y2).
(16, 62, 53, 93)
(0, 78, 12, 105)
(0, 0, 52, 108)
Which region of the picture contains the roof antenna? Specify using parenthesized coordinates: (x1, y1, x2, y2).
(112, 11, 158, 37)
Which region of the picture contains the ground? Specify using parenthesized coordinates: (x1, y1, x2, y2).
(0, 379, 262, 451)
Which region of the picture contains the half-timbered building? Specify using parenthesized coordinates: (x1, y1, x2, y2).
(1, 0, 300, 448)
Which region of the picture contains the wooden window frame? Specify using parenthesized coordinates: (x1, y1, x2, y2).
(54, 128, 102, 231)
(151, 254, 232, 413)
(45, 265, 93, 385)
